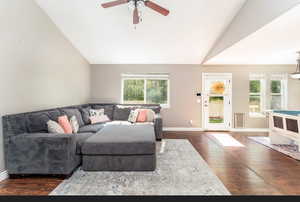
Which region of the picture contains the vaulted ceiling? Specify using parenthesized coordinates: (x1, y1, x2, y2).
(205, 3, 300, 65)
(35, 0, 246, 64)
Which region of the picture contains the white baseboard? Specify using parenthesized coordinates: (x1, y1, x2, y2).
(0, 170, 8, 182)
(163, 127, 269, 132)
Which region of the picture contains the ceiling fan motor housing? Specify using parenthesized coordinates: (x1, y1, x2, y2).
(128, 0, 145, 10)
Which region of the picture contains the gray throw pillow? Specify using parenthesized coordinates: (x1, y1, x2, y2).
(80, 107, 91, 125)
(47, 120, 65, 134)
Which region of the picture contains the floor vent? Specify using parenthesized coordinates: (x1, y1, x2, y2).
(234, 113, 245, 128)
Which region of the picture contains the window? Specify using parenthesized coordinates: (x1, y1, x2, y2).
(122, 74, 170, 108)
(249, 74, 265, 117)
(249, 73, 287, 117)
(269, 74, 287, 110)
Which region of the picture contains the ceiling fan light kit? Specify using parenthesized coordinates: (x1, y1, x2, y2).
(101, 0, 169, 25)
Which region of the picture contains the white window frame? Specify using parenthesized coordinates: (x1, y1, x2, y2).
(268, 74, 288, 110)
(249, 74, 266, 118)
(249, 73, 288, 118)
(121, 74, 170, 108)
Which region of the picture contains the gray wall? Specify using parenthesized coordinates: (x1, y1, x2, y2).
(91, 64, 300, 128)
(0, 0, 91, 172)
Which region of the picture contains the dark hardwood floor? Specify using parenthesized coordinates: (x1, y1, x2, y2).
(1, 131, 300, 195)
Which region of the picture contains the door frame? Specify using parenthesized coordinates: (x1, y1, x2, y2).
(202, 73, 232, 131)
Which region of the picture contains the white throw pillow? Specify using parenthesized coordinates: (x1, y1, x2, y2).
(47, 120, 65, 134)
(89, 109, 104, 117)
(146, 109, 156, 122)
(90, 114, 110, 124)
(70, 116, 79, 133)
(128, 109, 139, 123)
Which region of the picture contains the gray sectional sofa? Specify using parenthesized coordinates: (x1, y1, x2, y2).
(2, 103, 162, 177)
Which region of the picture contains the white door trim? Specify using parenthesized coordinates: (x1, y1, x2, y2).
(202, 73, 233, 131)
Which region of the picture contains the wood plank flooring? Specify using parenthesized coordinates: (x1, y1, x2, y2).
(1, 131, 300, 195)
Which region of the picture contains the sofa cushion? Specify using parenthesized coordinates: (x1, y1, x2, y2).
(92, 104, 115, 120)
(23, 109, 63, 133)
(113, 105, 138, 121)
(60, 108, 84, 127)
(78, 123, 105, 133)
(26, 112, 51, 133)
(80, 106, 91, 125)
(2, 114, 28, 138)
(74, 133, 94, 154)
(47, 110, 62, 121)
(82, 124, 155, 155)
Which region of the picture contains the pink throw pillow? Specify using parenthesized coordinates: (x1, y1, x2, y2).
(136, 109, 148, 122)
(58, 115, 73, 134)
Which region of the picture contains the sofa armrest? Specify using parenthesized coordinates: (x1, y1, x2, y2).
(154, 114, 163, 141)
(7, 133, 78, 175)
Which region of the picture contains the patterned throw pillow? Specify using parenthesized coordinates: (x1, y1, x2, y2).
(58, 115, 73, 134)
(128, 109, 139, 123)
(70, 116, 79, 133)
(90, 115, 110, 124)
(89, 109, 104, 117)
(47, 120, 65, 134)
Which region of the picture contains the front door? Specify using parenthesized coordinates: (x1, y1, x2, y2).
(202, 73, 232, 131)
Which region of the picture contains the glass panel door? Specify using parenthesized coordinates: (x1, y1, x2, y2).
(209, 96, 224, 124)
(202, 73, 232, 131)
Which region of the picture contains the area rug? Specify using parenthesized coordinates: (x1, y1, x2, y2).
(50, 139, 230, 195)
(248, 136, 300, 160)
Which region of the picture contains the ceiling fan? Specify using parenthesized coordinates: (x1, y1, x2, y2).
(101, 0, 170, 24)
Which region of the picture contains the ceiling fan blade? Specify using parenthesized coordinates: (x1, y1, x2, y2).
(145, 0, 169, 16)
(133, 7, 139, 24)
(101, 0, 129, 8)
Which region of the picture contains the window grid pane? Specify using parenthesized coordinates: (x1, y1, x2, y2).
(249, 95, 261, 113)
(146, 80, 168, 105)
(271, 80, 281, 94)
(271, 95, 282, 110)
(250, 80, 261, 93)
(123, 78, 169, 106)
(123, 79, 145, 104)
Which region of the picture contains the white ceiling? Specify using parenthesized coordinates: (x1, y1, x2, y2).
(35, 0, 246, 64)
(205, 4, 300, 65)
